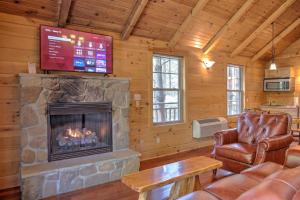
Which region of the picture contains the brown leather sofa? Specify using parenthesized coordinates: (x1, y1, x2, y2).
(178, 145, 300, 200)
(212, 112, 293, 173)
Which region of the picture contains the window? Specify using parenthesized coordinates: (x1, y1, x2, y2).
(152, 54, 183, 124)
(227, 64, 243, 116)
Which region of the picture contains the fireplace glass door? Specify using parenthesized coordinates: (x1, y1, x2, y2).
(48, 102, 112, 161)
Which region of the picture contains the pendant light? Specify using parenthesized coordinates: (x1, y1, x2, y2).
(269, 22, 277, 70)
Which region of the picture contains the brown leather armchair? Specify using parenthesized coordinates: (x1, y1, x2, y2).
(212, 112, 294, 173)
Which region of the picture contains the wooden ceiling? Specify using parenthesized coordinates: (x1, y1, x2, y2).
(0, 0, 299, 61)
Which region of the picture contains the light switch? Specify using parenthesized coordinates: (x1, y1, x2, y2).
(134, 94, 142, 101)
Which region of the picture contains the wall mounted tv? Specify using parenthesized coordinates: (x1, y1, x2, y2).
(40, 25, 113, 74)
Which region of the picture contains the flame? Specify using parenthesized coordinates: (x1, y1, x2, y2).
(66, 128, 81, 138)
(65, 128, 95, 138)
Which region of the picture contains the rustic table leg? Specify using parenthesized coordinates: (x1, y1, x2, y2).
(168, 176, 196, 200)
(168, 179, 186, 200)
(185, 176, 196, 194)
(138, 191, 148, 200)
(194, 175, 202, 191)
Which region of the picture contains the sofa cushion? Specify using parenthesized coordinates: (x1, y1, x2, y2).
(204, 174, 259, 200)
(177, 191, 220, 200)
(292, 191, 300, 200)
(215, 143, 256, 164)
(241, 161, 283, 180)
(236, 179, 296, 200)
(237, 167, 300, 200)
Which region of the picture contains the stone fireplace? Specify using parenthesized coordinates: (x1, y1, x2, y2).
(48, 102, 113, 161)
(19, 74, 140, 200)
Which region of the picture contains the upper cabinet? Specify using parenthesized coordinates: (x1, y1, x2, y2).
(265, 67, 294, 78)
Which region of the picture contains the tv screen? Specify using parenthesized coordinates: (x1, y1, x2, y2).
(40, 25, 113, 74)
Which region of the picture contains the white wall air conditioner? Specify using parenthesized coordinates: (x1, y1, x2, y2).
(192, 117, 228, 138)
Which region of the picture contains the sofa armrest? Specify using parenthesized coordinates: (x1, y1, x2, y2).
(258, 135, 294, 152)
(214, 128, 239, 146)
(284, 145, 300, 168)
(254, 135, 293, 165)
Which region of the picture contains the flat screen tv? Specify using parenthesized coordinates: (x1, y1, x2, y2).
(40, 25, 113, 74)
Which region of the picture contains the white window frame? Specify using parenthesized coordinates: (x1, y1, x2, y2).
(227, 64, 244, 116)
(152, 54, 183, 125)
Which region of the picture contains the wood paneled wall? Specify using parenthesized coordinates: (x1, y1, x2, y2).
(265, 38, 300, 105)
(0, 12, 265, 189)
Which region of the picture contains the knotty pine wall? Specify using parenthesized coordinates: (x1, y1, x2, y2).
(0, 12, 265, 189)
(265, 38, 300, 105)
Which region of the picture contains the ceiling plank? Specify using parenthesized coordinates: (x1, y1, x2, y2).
(202, 0, 256, 55)
(121, 0, 149, 40)
(168, 0, 210, 48)
(57, 0, 72, 27)
(251, 18, 300, 62)
(231, 0, 297, 57)
(276, 53, 300, 59)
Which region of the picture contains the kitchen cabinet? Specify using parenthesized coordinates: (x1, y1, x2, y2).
(265, 67, 294, 78)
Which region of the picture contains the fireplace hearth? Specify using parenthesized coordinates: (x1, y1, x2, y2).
(48, 102, 112, 161)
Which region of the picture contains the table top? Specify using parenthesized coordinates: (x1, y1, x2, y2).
(121, 156, 222, 192)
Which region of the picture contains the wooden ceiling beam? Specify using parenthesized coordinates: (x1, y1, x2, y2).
(231, 0, 297, 57)
(251, 18, 300, 62)
(121, 0, 149, 40)
(57, 0, 72, 27)
(202, 0, 256, 55)
(168, 0, 210, 48)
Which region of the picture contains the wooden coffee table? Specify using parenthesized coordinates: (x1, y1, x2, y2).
(121, 156, 222, 200)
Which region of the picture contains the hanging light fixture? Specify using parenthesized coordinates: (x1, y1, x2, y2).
(269, 22, 277, 70)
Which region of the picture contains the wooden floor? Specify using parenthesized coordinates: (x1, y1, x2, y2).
(0, 146, 217, 200)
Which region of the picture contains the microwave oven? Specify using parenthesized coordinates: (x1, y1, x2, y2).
(263, 78, 294, 92)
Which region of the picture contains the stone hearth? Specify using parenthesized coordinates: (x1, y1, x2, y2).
(19, 73, 140, 199)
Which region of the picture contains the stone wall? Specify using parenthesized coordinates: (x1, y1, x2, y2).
(20, 73, 130, 166)
(19, 74, 140, 199)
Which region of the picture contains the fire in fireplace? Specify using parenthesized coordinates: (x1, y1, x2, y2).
(57, 127, 98, 147)
(47, 102, 112, 161)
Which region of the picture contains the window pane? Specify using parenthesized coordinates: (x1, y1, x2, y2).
(227, 66, 241, 90)
(161, 57, 170, 73)
(153, 103, 180, 123)
(153, 57, 160, 72)
(152, 54, 182, 124)
(153, 73, 179, 89)
(227, 65, 243, 116)
(153, 90, 181, 123)
(227, 91, 242, 115)
(153, 90, 179, 104)
(170, 59, 179, 73)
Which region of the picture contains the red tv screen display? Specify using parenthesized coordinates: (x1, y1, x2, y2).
(40, 25, 113, 74)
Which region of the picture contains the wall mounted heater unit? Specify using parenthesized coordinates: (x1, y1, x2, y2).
(192, 117, 228, 138)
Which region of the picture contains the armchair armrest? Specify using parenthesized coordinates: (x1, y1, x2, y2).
(214, 128, 238, 146)
(211, 128, 239, 158)
(258, 135, 294, 152)
(254, 135, 293, 165)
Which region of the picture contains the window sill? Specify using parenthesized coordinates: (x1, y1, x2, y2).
(227, 114, 241, 118)
(151, 121, 188, 131)
(153, 121, 185, 127)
